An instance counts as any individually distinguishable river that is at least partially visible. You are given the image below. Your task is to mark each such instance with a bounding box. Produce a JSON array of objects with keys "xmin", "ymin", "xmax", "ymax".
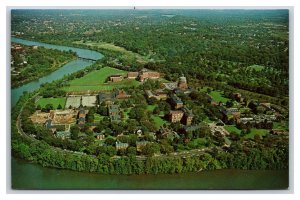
[
  {"xmin": 11, "ymin": 158, "xmax": 288, "ymax": 190},
  {"xmin": 11, "ymin": 37, "xmax": 104, "ymax": 106},
  {"xmin": 10, "ymin": 38, "xmax": 289, "ymax": 190}
]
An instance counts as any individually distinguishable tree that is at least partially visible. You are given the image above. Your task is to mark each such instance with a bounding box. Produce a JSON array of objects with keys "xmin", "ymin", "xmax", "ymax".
[
  {"xmin": 57, "ymin": 104, "xmax": 62, "ymax": 109},
  {"xmin": 153, "ymin": 107, "xmax": 160, "ymax": 115},
  {"xmin": 142, "ymin": 143, "xmax": 160, "ymax": 156},
  {"xmin": 127, "ymin": 147, "xmax": 137, "ymax": 156},
  {"xmin": 105, "ymin": 137, "xmax": 116, "ymax": 146},
  {"xmin": 98, "ymin": 105, "xmax": 108, "ymax": 116},
  {"xmin": 70, "ymin": 126, "xmax": 80, "ymax": 140},
  {"xmin": 106, "ymin": 146, "xmax": 117, "ymax": 157},
  {"xmin": 36, "ymin": 104, "xmax": 41, "ymax": 110}
]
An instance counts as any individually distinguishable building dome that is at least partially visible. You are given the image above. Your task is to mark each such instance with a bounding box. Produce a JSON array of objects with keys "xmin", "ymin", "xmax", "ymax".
[{"xmin": 179, "ymin": 76, "xmax": 187, "ymax": 83}]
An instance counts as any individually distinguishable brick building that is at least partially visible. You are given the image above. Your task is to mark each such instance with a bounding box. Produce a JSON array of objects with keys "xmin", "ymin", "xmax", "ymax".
[{"xmin": 109, "ymin": 74, "xmax": 123, "ymax": 82}]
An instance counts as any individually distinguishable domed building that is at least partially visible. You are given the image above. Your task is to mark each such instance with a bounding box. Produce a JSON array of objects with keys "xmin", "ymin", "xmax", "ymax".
[{"xmin": 178, "ymin": 74, "xmax": 188, "ymax": 90}]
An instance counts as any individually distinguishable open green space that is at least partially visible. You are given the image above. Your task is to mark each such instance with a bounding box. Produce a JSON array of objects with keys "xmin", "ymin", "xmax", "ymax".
[
  {"xmin": 123, "ymin": 108, "xmax": 132, "ymax": 120},
  {"xmin": 94, "ymin": 113, "xmax": 104, "ymax": 122},
  {"xmin": 73, "ymin": 41, "xmax": 150, "ymax": 63},
  {"xmin": 273, "ymin": 121, "xmax": 289, "ymax": 130},
  {"xmin": 36, "ymin": 97, "xmax": 66, "ymax": 109},
  {"xmin": 209, "ymin": 90, "xmax": 230, "ymax": 103},
  {"xmin": 248, "ymin": 64, "xmax": 265, "ymax": 72},
  {"xmin": 224, "ymin": 125, "xmax": 242, "ymax": 135},
  {"xmin": 151, "ymin": 115, "xmax": 168, "ymax": 128},
  {"xmin": 64, "ymin": 67, "xmax": 141, "ymax": 92},
  {"xmin": 146, "ymin": 105, "xmax": 156, "ymax": 112},
  {"xmin": 188, "ymin": 138, "xmax": 208, "ymax": 148},
  {"xmin": 199, "ymin": 86, "xmax": 213, "ymax": 92},
  {"xmin": 245, "ymin": 129, "xmax": 270, "ymax": 139}
]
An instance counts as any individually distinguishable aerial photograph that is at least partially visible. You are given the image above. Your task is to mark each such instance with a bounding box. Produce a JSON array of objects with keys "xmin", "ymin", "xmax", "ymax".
[{"xmin": 10, "ymin": 9, "xmax": 289, "ymax": 190}]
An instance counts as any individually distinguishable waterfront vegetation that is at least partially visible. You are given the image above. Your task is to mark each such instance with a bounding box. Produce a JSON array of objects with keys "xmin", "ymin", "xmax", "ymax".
[
  {"xmin": 11, "ymin": 9, "xmax": 289, "ymax": 177},
  {"xmin": 11, "ymin": 43, "xmax": 77, "ymax": 88}
]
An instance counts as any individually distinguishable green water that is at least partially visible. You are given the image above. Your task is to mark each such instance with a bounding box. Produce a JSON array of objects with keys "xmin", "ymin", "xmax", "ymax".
[{"xmin": 11, "ymin": 158, "xmax": 289, "ymax": 190}]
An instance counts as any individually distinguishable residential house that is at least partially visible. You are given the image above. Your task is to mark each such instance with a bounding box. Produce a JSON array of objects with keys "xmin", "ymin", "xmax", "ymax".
[
  {"xmin": 116, "ymin": 141, "xmax": 129, "ymax": 150},
  {"xmin": 170, "ymin": 94, "xmax": 183, "ymax": 109},
  {"xmin": 98, "ymin": 89, "xmax": 129, "ymax": 105},
  {"xmin": 56, "ymin": 131, "xmax": 71, "ymax": 140},
  {"xmin": 94, "ymin": 132, "xmax": 105, "ymax": 140},
  {"xmin": 77, "ymin": 108, "xmax": 86, "ymax": 125},
  {"xmin": 115, "ymin": 89, "xmax": 129, "ymax": 99},
  {"xmin": 145, "ymin": 89, "xmax": 167, "ymax": 101},
  {"xmin": 127, "ymin": 72, "xmax": 139, "ymax": 79},
  {"xmin": 169, "ymin": 110, "xmax": 184, "ymax": 123},
  {"xmin": 232, "ymin": 93, "xmax": 244, "ymax": 103},
  {"xmin": 138, "ymin": 68, "xmax": 160, "ymax": 82},
  {"xmin": 168, "ymin": 107, "xmax": 194, "ymax": 125},
  {"xmin": 109, "ymin": 74, "xmax": 123, "ymax": 82},
  {"xmin": 136, "ymin": 141, "xmax": 149, "ymax": 152},
  {"xmin": 108, "ymin": 104, "xmax": 121, "ymax": 122},
  {"xmin": 182, "ymin": 107, "xmax": 194, "ymax": 125}
]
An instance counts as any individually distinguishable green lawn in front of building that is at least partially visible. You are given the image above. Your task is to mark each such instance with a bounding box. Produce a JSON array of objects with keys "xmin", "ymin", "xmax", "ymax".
[
  {"xmin": 36, "ymin": 97, "xmax": 66, "ymax": 109},
  {"xmin": 224, "ymin": 125, "xmax": 242, "ymax": 135},
  {"xmin": 244, "ymin": 129, "xmax": 270, "ymax": 139},
  {"xmin": 209, "ymin": 90, "xmax": 230, "ymax": 103},
  {"xmin": 64, "ymin": 66, "xmax": 140, "ymax": 92}
]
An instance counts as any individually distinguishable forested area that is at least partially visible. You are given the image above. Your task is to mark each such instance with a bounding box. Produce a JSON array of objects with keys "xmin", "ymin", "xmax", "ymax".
[
  {"xmin": 11, "ymin": 43, "xmax": 77, "ymax": 88},
  {"xmin": 12, "ymin": 9, "xmax": 289, "ymax": 103}
]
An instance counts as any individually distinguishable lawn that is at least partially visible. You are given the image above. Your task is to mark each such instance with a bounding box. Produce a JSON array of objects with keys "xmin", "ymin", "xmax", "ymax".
[
  {"xmin": 248, "ymin": 64, "xmax": 265, "ymax": 72},
  {"xmin": 94, "ymin": 113, "xmax": 104, "ymax": 122},
  {"xmin": 64, "ymin": 67, "xmax": 140, "ymax": 92},
  {"xmin": 146, "ymin": 105, "xmax": 156, "ymax": 112},
  {"xmin": 209, "ymin": 90, "xmax": 230, "ymax": 103},
  {"xmin": 123, "ymin": 108, "xmax": 132, "ymax": 120},
  {"xmin": 73, "ymin": 41, "xmax": 150, "ymax": 63},
  {"xmin": 151, "ymin": 115, "xmax": 168, "ymax": 128},
  {"xmin": 244, "ymin": 129, "xmax": 270, "ymax": 139},
  {"xmin": 224, "ymin": 125, "xmax": 242, "ymax": 135},
  {"xmin": 199, "ymin": 86, "xmax": 213, "ymax": 92},
  {"xmin": 273, "ymin": 121, "xmax": 289, "ymax": 130},
  {"xmin": 36, "ymin": 97, "xmax": 66, "ymax": 109}
]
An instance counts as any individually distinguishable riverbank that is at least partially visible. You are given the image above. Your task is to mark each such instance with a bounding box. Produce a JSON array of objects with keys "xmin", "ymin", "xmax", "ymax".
[
  {"xmin": 11, "ymin": 37, "xmax": 104, "ymax": 106},
  {"xmin": 11, "ymin": 157, "xmax": 288, "ymax": 190}
]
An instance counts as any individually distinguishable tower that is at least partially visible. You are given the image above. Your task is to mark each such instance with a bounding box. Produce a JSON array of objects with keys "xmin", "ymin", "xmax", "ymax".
[{"xmin": 178, "ymin": 74, "xmax": 188, "ymax": 90}]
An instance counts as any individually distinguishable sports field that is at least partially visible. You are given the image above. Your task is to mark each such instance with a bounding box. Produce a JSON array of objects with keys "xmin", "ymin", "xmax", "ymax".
[
  {"xmin": 36, "ymin": 97, "xmax": 66, "ymax": 109},
  {"xmin": 65, "ymin": 96, "xmax": 81, "ymax": 108},
  {"xmin": 64, "ymin": 67, "xmax": 140, "ymax": 92}
]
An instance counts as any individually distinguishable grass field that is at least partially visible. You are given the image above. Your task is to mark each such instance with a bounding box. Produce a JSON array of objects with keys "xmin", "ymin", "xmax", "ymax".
[
  {"xmin": 146, "ymin": 105, "xmax": 156, "ymax": 112},
  {"xmin": 273, "ymin": 121, "xmax": 289, "ymax": 130},
  {"xmin": 36, "ymin": 97, "xmax": 66, "ymax": 109},
  {"xmin": 73, "ymin": 41, "xmax": 150, "ymax": 63},
  {"xmin": 94, "ymin": 113, "xmax": 104, "ymax": 122},
  {"xmin": 245, "ymin": 129, "xmax": 270, "ymax": 139},
  {"xmin": 151, "ymin": 115, "xmax": 168, "ymax": 128},
  {"xmin": 123, "ymin": 108, "xmax": 132, "ymax": 120},
  {"xmin": 209, "ymin": 90, "xmax": 230, "ymax": 103},
  {"xmin": 248, "ymin": 64, "xmax": 265, "ymax": 72},
  {"xmin": 224, "ymin": 125, "xmax": 242, "ymax": 135},
  {"xmin": 64, "ymin": 67, "xmax": 140, "ymax": 92}
]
